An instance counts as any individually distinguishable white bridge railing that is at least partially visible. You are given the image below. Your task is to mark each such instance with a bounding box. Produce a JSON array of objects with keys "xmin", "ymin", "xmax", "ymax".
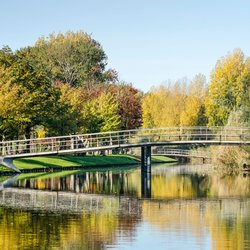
[
  {"xmin": 0, "ymin": 126, "xmax": 250, "ymax": 157},
  {"xmin": 152, "ymin": 148, "xmax": 210, "ymax": 158}
]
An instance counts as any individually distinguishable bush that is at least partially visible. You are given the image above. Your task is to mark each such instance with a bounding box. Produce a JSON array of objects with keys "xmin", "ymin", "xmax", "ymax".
[{"xmin": 211, "ymin": 146, "xmax": 249, "ymax": 174}]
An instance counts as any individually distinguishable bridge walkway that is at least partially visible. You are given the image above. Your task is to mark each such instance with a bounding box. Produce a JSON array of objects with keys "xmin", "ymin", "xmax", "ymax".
[{"xmin": 0, "ymin": 126, "xmax": 249, "ymax": 172}]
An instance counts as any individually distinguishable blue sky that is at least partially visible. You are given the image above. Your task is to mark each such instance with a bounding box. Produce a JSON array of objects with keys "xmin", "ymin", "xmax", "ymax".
[{"xmin": 1, "ymin": 0, "xmax": 250, "ymax": 92}]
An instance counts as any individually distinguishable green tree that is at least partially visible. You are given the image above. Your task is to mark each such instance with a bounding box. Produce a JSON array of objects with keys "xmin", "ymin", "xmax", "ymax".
[
  {"xmin": 0, "ymin": 47, "xmax": 27, "ymax": 139},
  {"xmin": 9, "ymin": 47, "xmax": 61, "ymax": 138},
  {"xmin": 84, "ymin": 92, "xmax": 121, "ymax": 133},
  {"xmin": 35, "ymin": 31, "xmax": 117, "ymax": 88},
  {"xmin": 0, "ymin": 80, "xmax": 26, "ymax": 140},
  {"xmin": 49, "ymin": 82, "xmax": 87, "ymax": 136}
]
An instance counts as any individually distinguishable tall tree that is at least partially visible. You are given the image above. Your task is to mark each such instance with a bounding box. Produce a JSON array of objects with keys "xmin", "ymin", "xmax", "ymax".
[
  {"xmin": 10, "ymin": 47, "xmax": 61, "ymax": 138},
  {"xmin": 142, "ymin": 80, "xmax": 187, "ymax": 128},
  {"xmin": 205, "ymin": 49, "xmax": 250, "ymax": 126},
  {"xmin": 35, "ymin": 31, "xmax": 117, "ymax": 88},
  {"xmin": 0, "ymin": 47, "xmax": 26, "ymax": 139},
  {"xmin": 50, "ymin": 82, "xmax": 87, "ymax": 136},
  {"xmin": 114, "ymin": 83, "xmax": 142, "ymax": 130},
  {"xmin": 180, "ymin": 74, "xmax": 207, "ymax": 126}
]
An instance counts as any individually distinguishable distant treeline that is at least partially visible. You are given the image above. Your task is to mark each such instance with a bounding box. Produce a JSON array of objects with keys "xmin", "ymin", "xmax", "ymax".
[
  {"xmin": 143, "ymin": 49, "xmax": 250, "ymax": 128},
  {"xmin": 0, "ymin": 31, "xmax": 249, "ymax": 140}
]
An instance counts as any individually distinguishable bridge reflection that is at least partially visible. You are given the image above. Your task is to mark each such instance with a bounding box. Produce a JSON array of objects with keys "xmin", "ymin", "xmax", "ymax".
[
  {"xmin": 0, "ymin": 188, "xmax": 141, "ymax": 215},
  {"xmin": 0, "ymin": 188, "xmax": 249, "ymax": 250},
  {"xmin": 141, "ymin": 172, "xmax": 151, "ymax": 198},
  {"xmin": 0, "ymin": 171, "xmax": 152, "ymax": 198},
  {"xmin": 14, "ymin": 170, "xmax": 140, "ymax": 197},
  {"xmin": 0, "ymin": 187, "xmax": 249, "ymax": 219},
  {"xmin": 1, "ymin": 167, "xmax": 249, "ymax": 214},
  {"xmin": 1, "ymin": 163, "xmax": 249, "ymax": 199},
  {"xmin": 1, "ymin": 165, "xmax": 250, "ymax": 250}
]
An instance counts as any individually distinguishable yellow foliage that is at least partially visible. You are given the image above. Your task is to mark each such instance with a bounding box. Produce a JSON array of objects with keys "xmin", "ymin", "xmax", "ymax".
[
  {"xmin": 35, "ymin": 126, "xmax": 46, "ymax": 138},
  {"xmin": 142, "ymin": 75, "xmax": 206, "ymax": 128},
  {"xmin": 205, "ymin": 49, "xmax": 250, "ymax": 126}
]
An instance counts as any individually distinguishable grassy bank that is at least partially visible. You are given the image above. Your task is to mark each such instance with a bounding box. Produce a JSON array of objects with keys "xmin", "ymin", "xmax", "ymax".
[
  {"xmin": 14, "ymin": 155, "xmax": 139, "ymax": 170},
  {"xmin": 0, "ymin": 154, "xmax": 175, "ymax": 173}
]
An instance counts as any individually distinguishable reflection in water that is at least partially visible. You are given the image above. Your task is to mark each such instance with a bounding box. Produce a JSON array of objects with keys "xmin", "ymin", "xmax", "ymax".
[
  {"xmin": 0, "ymin": 164, "xmax": 250, "ymax": 249},
  {"xmin": 141, "ymin": 172, "xmax": 151, "ymax": 198},
  {"xmin": 12, "ymin": 165, "xmax": 250, "ymax": 199},
  {"xmin": 15, "ymin": 170, "xmax": 140, "ymax": 197}
]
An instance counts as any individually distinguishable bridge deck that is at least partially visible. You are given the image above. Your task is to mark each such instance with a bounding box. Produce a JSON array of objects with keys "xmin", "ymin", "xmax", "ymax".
[
  {"xmin": 1, "ymin": 140, "xmax": 249, "ymax": 159},
  {"xmin": 0, "ymin": 126, "xmax": 249, "ymax": 171}
]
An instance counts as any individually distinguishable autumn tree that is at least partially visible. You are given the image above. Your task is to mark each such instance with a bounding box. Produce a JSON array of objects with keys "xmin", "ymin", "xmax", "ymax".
[
  {"xmin": 142, "ymin": 80, "xmax": 187, "ymax": 128},
  {"xmin": 180, "ymin": 74, "xmax": 207, "ymax": 126},
  {"xmin": 112, "ymin": 83, "xmax": 142, "ymax": 130},
  {"xmin": 82, "ymin": 82, "xmax": 142, "ymax": 130},
  {"xmin": 242, "ymin": 81, "xmax": 250, "ymax": 125},
  {"xmin": 142, "ymin": 86, "xmax": 167, "ymax": 128},
  {"xmin": 0, "ymin": 30, "xmax": 147, "ymax": 139},
  {"xmin": 205, "ymin": 49, "xmax": 250, "ymax": 126}
]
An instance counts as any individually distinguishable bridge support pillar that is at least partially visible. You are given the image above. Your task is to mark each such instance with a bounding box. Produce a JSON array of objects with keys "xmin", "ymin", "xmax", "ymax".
[
  {"xmin": 0, "ymin": 157, "xmax": 21, "ymax": 173},
  {"xmin": 141, "ymin": 146, "xmax": 151, "ymax": 173}
]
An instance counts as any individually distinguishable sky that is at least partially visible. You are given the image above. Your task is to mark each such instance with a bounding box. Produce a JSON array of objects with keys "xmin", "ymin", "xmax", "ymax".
[{"xmin": 1, "ymin": 0, "xmax": 250, "ymax": 92}]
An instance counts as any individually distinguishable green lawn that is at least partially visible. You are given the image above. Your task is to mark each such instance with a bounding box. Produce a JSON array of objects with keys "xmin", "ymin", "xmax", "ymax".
[
  {"xmin": 151, "ymin": 155, "xmax": 177, "ymax": 163},
  {"xmin": 0, "ymin": 154, "xmax": 176, "ymax": 173},
  {"xmin": 13, "ymin": 154, "xmax": 139, "ymax": 170}
]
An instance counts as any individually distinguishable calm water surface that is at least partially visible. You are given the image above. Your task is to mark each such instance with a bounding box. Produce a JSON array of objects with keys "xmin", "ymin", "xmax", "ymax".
[{"xmin": 0, "ymin": 164, "xmax": 250, "ymax": 250}]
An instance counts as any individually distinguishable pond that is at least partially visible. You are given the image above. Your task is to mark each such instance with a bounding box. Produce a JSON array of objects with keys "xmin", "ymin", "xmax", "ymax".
[{"xmin": 0, "ymin": 164, "xmax": 249, "ymax": 249}]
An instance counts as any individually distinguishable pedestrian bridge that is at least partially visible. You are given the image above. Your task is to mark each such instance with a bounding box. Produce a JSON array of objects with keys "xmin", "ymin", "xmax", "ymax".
[{"xmin": 0, "ymin": 126, "xmax": 250, "ymax": 172}]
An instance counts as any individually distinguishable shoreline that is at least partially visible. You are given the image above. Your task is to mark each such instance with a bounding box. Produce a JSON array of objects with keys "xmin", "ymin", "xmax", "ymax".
[{"xmin": 0, "ymin": 154, "xmax": 176, "ymax": 176}]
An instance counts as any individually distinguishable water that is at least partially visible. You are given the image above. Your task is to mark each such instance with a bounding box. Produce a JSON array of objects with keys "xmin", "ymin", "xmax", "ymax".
[{"xmin": 0, "ymin": 164, "xmax": 249, "ymax": 250}]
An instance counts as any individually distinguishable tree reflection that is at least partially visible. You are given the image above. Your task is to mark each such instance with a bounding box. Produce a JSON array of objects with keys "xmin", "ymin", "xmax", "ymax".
[
  {"xmin": 11, "ymin": 166, "xmax": 250, "ymax": 199},
  {"xmin": 1, "ymin": 165, "xmax": 249, "ymax": 249},
  {"xmin": 0, "ymin": 197, "xmax": 249, "ymax": 249},
  {"xmin": 0, "ymin": 204, "xmax": 141, "ymax": 250},
  {"xmin": 15, "ymin": 170, "xmax": 141, "ymax": 197}
]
